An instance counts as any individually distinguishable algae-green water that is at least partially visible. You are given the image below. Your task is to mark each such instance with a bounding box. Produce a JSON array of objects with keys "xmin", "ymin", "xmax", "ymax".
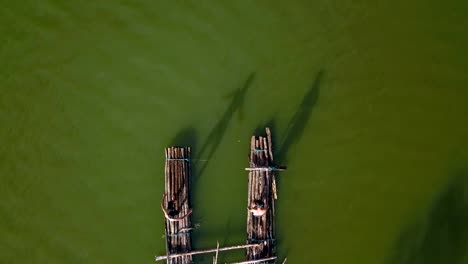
[{"xmin": 1, "ymin": 1, "xmax": 468, "ymax": 263}]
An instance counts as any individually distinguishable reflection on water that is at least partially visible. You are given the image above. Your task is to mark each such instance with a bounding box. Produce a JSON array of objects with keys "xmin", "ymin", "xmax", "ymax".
[{"xmin": 387, "ymin": 172, "xmax": 468, "ymax": 264}]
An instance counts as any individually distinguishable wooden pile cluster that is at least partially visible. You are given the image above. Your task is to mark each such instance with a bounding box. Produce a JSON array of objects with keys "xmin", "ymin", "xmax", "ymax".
[
  {"xmin": 245, "ymin": 128, "xmax": 280, "ymax": 262},
  {"xmin": 157, "ymin": 128, "xmax": 285, "ymax": 264},
  {"xmin": 163, "ymin": 147, "xmax": 193, "ymax": 264}
]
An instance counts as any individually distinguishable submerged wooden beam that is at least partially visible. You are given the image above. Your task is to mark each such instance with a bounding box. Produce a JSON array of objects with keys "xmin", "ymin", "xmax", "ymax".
[
  {"xmin": 155, "ymin": 243, "xmax": 261, "ymax": 261},
  {"xmin": 227, "ymin": 256, "xmax": 277, "ymax": 264}
]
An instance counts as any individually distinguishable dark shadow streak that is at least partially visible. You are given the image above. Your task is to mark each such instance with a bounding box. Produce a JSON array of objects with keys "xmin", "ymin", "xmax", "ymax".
[
  {"xmin": 195, "ymin": 72, "xmax": 255, "ymax": 178},
  {"xmin": 277, "ymin": 70, "xmax": 323, "ymax": 164},
  {"xmin": 386, "ymin": 171, "xmax": 468, "ymax": 264},
  {"xmin": 165, "ymin": 74, "xmax": 254, "ymax": 260},
  {"xmin": 169, "ymin": 127, "xmax": 198, "ymax": 148},
  {"xmin": 252, "ymin": 70, "xmax": 323, "ymax": 260}
]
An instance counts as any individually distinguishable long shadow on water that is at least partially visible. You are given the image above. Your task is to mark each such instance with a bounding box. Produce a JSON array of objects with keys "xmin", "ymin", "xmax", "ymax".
[
  {"xmin": 168, "ymin": 72, "xmax": 255, "ymax": 182},
  {"xmin": 275, "ymin": 69, "xmax": 323, "ymax": 165},
  {"xmin": 195, "ymin": 72, "xmax": 255, "ymax": 178},
  {"xmin": 165, "ymin": 73, "xmax": 255, "ymax": 254},
  {"xmin": 387, "ymin": 171, "xmax": 468, "ymax": 264},
  {"xmin": 253, "ymin": 70, "xmax": 323, "ymax": 260}
]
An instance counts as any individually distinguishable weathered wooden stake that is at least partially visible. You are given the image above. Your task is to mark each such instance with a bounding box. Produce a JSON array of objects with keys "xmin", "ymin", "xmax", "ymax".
[{"xmin": 213, "ymin": 241, "xmax": 219, "ymax": 264}]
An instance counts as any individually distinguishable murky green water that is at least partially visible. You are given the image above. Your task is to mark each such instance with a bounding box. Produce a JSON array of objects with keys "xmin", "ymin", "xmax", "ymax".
[{"xmin": 1, "ymin": 1, "xmax": 468, "ymax": 263}]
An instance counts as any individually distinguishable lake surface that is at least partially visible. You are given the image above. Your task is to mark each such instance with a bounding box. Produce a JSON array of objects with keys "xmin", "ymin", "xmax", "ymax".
[{"xmin": 1, "ymin": 1, "xmax": 468, "ymax": 263}]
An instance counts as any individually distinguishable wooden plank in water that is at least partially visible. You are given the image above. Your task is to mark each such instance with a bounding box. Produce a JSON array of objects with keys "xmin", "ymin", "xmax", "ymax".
[
  {"xmin": 155, "ymin": 243, "xmax": 261, "ymax": 262},
  {"xmin": 228, "ymin": 256, "xmax": 277, "ymax": 264}
]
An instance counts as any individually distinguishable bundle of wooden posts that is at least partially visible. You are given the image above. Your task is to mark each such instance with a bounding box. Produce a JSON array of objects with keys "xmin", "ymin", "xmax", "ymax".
[
  {"xmin": 163, "ymin": 147, "xmax": 193, "ymax": 264},
  {"xmin": 156, "ymin": 127, "xmax": 286, "ymax": 264},
  {"xmin": 245, "ymin": 127, "xmax": 284, "ymax": 262}
]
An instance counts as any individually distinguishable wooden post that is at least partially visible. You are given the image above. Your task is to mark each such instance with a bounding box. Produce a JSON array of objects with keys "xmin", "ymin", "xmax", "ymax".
[{"xmin": 213, "ymin": 241, "xmax": 219, "ymax": 264}]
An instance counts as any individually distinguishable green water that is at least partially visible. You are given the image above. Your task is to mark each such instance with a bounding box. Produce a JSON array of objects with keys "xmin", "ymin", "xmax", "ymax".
[{"xmin": 1, "ymin": 1, "xmax": 468, "ymax": 263}]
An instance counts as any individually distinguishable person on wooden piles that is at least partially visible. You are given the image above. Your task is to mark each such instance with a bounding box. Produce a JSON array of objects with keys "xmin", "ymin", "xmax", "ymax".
[
  {"xmin": 248, "ymin": 199, "xmax": 267, "ymax": 217},
  {"xmin": 161, "ymin": 193, "xmax": 193, "ymax": 222}
]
